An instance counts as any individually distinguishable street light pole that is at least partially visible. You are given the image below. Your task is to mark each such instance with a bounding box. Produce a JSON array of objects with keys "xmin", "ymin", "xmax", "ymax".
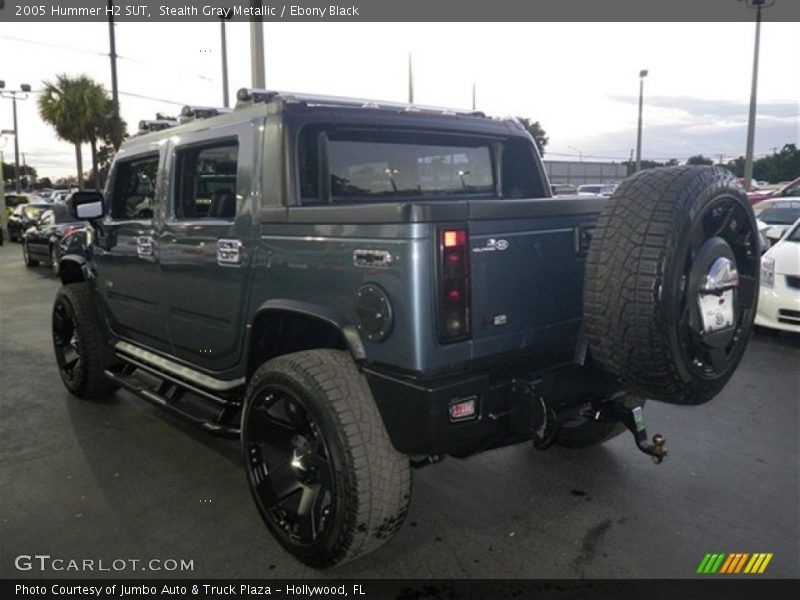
[
  {"xmin": 11, "ymin": 94, "xmax": 20, "ymax": 193},
  {"xmin": 408, "ymin": 53, "xmax": 414, "ymax": 104},
  {"xmin": 108, "ymin": 1, "xmax": 120, "ymax": 120},
  {"xmin": 743, "ymin": 0, "xmax": 766, "ymax": 191},
  {"xmin": 220, "ymin": 16, "xmax": 230, "ymax": 107},
  {"xmin": 568, "ymin": 145, "xmax": 583, "ymax": 162},
  {"xmin": 0, "ymin": 83, "xmax": 31, "ymax": 193},
  {"xmin": 250, "ymin": 1, "xmax": 266, "ymax": 88},
  {"xmin": 635, "ymin": 69, "xmax": 648, "ymax": 173}
]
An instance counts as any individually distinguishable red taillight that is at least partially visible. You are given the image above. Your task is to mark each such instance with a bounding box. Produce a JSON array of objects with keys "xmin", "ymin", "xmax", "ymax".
[
  {"xmin": 443, "ymin": 229, "xmax": 466, "ymax": 248},
  {"xmin": 438, "ymin": 228, "xmax": 470, "ymax": 343}
]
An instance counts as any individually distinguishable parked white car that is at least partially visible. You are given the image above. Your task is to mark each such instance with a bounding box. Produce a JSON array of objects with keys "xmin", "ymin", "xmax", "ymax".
[
  {"xmin": 754, "ymin": 199, "xmax": 800, "ymax": 250},
  {"xmin": 756, "ymin": 219, "xmax": 800, "ymax": 333},
  {"xmin": 577, "ymin": 183, "xmax": 617, "ymax": 197}
]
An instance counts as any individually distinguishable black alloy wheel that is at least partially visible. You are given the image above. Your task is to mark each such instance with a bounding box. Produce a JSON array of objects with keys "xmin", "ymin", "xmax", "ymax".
[
  {"xmin": 676, "ymin": 195, "xmax": 758, "ymax": 378},
  {"xmin": 52, "ymin": 296, "xmax": 83, "ymax": 387},
  {"xmin": 244, "ymin": 385, "xmax": 336, "ymax": 547}
]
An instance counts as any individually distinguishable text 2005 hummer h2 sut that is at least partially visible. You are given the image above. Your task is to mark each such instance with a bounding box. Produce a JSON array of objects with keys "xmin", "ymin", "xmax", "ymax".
[{"xmin": 54, "ymin": 90, "xmax": 759, "ymax": 567}]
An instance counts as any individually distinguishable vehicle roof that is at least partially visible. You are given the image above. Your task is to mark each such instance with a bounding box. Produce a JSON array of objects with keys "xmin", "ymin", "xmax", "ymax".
[{"xmin": 122, "ymin": 90, "xmax": 527, "ymax": 154}]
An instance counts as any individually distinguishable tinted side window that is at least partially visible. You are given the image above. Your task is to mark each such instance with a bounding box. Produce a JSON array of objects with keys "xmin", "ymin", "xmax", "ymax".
[
  {"xmin": 502, "ymin": 138, "xmax": 546, "ymax": 198},
  {"xmin": 111, "ymin": 155, "xmax": 160, "ymax": 220},
  {"xmin": 174, "ymin": 141, "xmax": 238, "ymax": 220}
]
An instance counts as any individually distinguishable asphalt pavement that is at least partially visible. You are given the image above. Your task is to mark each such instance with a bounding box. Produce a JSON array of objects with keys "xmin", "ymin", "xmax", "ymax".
[{"xmin": 1, "ymin": 240, "xmax": 798, "ymax": 579}]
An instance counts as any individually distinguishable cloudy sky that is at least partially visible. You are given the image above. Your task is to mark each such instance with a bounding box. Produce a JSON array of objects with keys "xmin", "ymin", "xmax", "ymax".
[{"xmin": 1, "ymin": 21, "xmax": 798, "ymax": 179}]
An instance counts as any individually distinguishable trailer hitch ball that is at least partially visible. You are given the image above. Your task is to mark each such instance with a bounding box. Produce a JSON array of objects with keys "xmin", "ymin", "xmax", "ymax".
[
  {"xmin": 650, "ymin": 434, "xmax": 667, "ymax": 464},
  {"xmin": 600, "ymin": 400, "xmax": 668, "ymax": 464}
]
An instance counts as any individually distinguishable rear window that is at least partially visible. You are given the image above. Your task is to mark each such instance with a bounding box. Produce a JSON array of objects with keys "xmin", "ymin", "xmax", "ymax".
[{"xmin": 299, "ymin": 128, "xmax": 544, "ymax": 203}]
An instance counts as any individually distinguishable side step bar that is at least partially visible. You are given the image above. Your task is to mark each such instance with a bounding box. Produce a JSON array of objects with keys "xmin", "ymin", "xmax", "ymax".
[
  {"xmin": 105, "ymin": 368, "xmax": 241, "ymax": 438},
  {"xmin": 104, "ymin": 341, "xmax": 244, "ymax": 439}
]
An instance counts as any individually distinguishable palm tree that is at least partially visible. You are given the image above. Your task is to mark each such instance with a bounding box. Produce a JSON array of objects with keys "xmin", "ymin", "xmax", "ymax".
[{"xmin": 38, "ymin": 74, "xmax": 108, "ymax": 190}]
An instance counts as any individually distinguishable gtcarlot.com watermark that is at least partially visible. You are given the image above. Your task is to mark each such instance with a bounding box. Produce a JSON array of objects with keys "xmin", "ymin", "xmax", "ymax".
[{"xmin": 14, "ymin": 554, "xmax": 194, "ymax": 573}]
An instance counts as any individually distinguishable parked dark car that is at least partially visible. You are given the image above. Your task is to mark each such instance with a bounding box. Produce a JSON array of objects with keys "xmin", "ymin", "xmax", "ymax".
[
  {"xmin": 8, "ymin": 203, "xmax": 51, "ymax": 242},
  {"xmin": 22, "ymin": 204, "xmax": 83, "ymax": 275},
  {"xmin": 58, "ymin": 226, "xmax": 87, "ymax": 264},
  {"xmin": 4, "ymin": 193, "xmax": 30, "ymax": 217}
]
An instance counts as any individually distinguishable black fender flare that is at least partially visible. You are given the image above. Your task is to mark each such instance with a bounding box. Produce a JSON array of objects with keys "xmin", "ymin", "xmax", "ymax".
[
  {"xmin": 250, "ymin": 299, "xmax": 366, "ymax": 361},
  {"xmin": 58, "ymin": 253, "xmax": 89, "ymax": 284}
]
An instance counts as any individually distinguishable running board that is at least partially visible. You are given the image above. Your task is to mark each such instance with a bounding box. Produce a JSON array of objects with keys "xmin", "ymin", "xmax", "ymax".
[
  {"xmin": 104, "ymin": 366, "xmax": 241, "ymax": 439},
  {"xmin": 114, "ymin": 340, "xmax": 245, "ymax": 392}
]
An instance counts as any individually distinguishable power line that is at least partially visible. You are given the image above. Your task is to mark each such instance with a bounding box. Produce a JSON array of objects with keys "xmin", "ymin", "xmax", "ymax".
[
  {"xmin": 117, "ymin": 91, "xmax": 189, "ymax": 106},
  {"xmin": 0, "ymin": 35, "xmax": 214, "ymax": 83}
]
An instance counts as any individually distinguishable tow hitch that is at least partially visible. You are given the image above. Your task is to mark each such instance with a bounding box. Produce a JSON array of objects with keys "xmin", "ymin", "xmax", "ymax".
[{"xmin": 598, "ymin": 397, "xmax": 667, "ymax": 464}]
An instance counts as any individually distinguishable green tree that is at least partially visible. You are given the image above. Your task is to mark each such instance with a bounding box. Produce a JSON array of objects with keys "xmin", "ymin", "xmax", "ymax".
[
  {"xmin": 516, "ymin": 118, "xmax": 549, "ymax": 155},
  {"xmin": 35, "ymin": 177, "xmax": 53, "ymax": 190},
  {"xmin": 724, "ymin": 144, "xmax": 799, "ymax": 183},
  {"xmin": 95, "ymin": 99, "xmax": 128, "ymax": 187},
  {"xmin": 623, "ymin": 158, "xmax": 679, "ymax": 176},
  {"xmin": 686, "ymin": 155, "xmax": 714, "ymax": 166},
  {"xmin": 38, "ymin": 74, "xmax": 108, "ymax": 190}
]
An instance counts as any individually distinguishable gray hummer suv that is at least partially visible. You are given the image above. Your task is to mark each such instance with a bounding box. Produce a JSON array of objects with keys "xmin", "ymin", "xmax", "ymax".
[{"xmin": 53, "ymin": 90, "xmax": 759, "ymax": 568}]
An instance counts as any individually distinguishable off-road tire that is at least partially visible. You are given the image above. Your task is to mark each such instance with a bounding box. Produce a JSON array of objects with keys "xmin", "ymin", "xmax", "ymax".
[
  {"xmin": 584, "ymin": 166, "xmax": 758, "ymax": 405},
  {"xmin": 242, "ymin": 349, "xmax": 411, "ymax": 568},
  {"xmin": 52, "ymin": 283, "xmax": 119, "ymax": 399},
  {"xmin": 22, "ymin": 241, "xmax": 39, "ymax": 267},
  {"xmin": 556, "ymin": 398, "xmax": 645, "ymax": 448}
]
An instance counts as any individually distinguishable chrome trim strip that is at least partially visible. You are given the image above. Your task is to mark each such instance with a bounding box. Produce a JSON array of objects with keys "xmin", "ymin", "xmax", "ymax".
[{"xmin": 114, "ymin": 341, "xmax": 245, "ymax": 392}]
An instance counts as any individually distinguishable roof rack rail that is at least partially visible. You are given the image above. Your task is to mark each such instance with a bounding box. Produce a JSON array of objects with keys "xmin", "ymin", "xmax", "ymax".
[
  {"xmin": 234, "ymin": 87, "xmax": 488, "ymax": 118},
  {"xmin": 138, "ymin": 119, "xmax": 179, "ymax": 134},
  {"xmin": 180, "ymin": 105, "xmax": 232, "ymax": 120},
  {"xmin": 236, "ymin": 88, "xmax": 280, "ymax": 105}
]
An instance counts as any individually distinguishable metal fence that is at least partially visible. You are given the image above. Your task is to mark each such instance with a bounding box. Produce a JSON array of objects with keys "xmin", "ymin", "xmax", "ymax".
[{"xmin": 543, "ymin": 160, "xmax": 628, "ymax": 185}]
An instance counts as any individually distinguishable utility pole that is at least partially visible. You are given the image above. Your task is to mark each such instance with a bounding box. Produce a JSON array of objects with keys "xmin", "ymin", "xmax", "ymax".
[
  {"xmin": 11, "ymin": 95, "xmax": 20, "ymax": 192},
  {"xmin": 471, "ymin": 83, "xmax": 476, "ymax": 110},
  {"xmin": 107, "ymin": 1, "xmax": 120, "ymax": 122},
  {"xmin": 1, "ymin": 139, "xmax": 7, "ymax": 240},
  {"xmin": 220, "ymin": 16, "xmax": 230, "ymax": 107},
  {"xmin": 743, "ymin": 0, "xmax": 766, "ymax": 192},
  {"xmin": 1, "ymin": 82, "xmax": 31, "ymax": 193},
  {"xmin": 635, "ymin": 69, "xmax": 648, "ymax": 173},
  {"xmin": 407, "ymin": 53, "xmax": 414, "ymax": 104},
  {"xmin": 250, "ymin": 1, "xmax": 266, "ymax": 88}
]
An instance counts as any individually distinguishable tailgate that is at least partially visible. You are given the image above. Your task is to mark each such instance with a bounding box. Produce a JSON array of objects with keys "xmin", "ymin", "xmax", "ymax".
[{"xmin": 466, "ymin": 198, "xmax": 604, "ymax": 357}]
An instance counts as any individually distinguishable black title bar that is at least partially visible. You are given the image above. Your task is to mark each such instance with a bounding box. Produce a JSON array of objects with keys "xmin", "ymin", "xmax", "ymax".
[{"xmin": 1, "ymin": 0, "xmax": 799, "ymax": 22}]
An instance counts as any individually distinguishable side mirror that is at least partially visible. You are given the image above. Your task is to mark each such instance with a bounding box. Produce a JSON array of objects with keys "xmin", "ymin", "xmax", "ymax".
[
  {"xmin": 765, "ymin": 226, "xmax": 784, "ymax": 243},
  {"xmin": 68, "ymin": 191, "xmax": 105, "ymax": 221}
]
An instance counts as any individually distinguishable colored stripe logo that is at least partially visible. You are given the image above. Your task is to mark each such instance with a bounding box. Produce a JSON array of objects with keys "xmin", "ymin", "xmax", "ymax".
[{"xmin": 697, "ymin": 553, "xmax": 773, "ymax": 574}]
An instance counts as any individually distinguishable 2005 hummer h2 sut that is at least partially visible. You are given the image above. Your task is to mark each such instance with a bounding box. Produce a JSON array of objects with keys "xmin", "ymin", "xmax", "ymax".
[{"xmin": 53, "ymin": 90, "xmax": 759, "ymax": 567}]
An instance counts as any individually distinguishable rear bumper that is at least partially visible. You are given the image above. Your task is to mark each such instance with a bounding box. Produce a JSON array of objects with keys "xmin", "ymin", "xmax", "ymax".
[{"xmin": 364, "ymin": 357, "xmax": 620, "ymax": 457}]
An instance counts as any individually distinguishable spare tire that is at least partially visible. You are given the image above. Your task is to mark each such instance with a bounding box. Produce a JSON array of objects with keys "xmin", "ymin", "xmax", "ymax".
[{"xmin": 584, "ymin": 166, "xmax": 759, "ymax": 405}]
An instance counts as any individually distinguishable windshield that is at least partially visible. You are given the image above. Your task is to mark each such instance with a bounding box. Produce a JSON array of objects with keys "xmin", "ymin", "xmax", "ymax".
[{"xmin": 759, "ymin": 207, "xmax": 800, "ymax": 225}]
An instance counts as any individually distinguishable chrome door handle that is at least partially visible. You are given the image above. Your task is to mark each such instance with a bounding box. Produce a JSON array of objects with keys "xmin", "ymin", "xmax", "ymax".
[
  {"xmin": 136, "ymin": 236, "xmax": 154, "ymax": 258},
  {"xmin": 217, "ymin": 239, "xmax": 243, "ymax": 266}
]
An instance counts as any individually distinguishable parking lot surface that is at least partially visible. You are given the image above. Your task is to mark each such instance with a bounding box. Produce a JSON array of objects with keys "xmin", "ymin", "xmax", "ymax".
[{"xmin": 0, "ymin": 241, "xmax": 798, "ymax": 579}]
